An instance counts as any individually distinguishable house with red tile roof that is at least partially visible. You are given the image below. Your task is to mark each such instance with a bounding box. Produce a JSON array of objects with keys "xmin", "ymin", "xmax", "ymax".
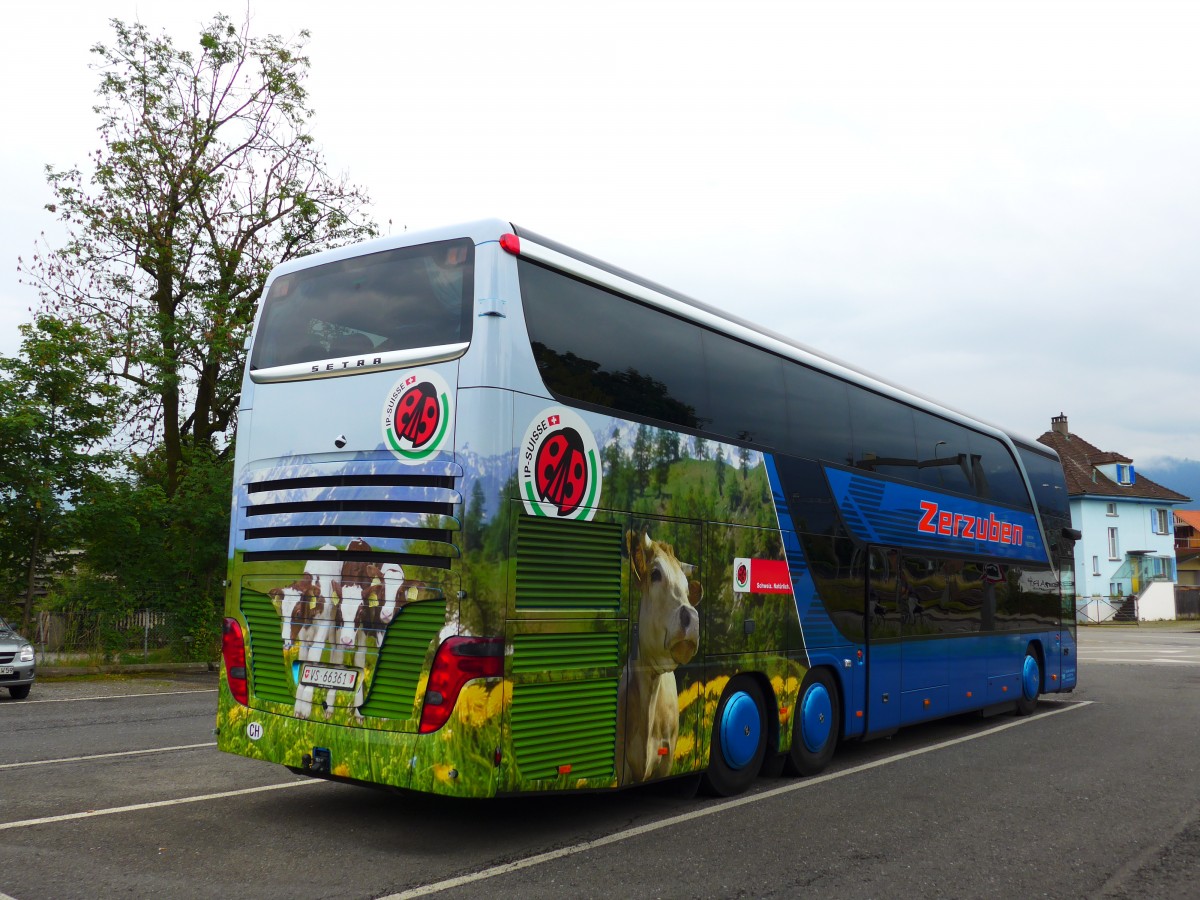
[
  {"xmin": 1037, "ymin": 414, "xmax": 1190, "ymax": 620},
  {"xmin": 1175, "ymin": 509, "xmax": 1200, "ymax": 590}
]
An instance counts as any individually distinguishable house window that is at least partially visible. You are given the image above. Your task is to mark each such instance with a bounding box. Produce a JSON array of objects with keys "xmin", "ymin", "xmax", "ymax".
[
  {"xmin": 1151, "ymin": 509, "xmax": 1167, "ymax": 534},
  {"xmin": 1110, "ymin": 582, "xmax": 1123, "ymax": 597},
  {"xmin": 1107, "ymin": 527, "xmax": 1120, "ymax": 560},
  {"xmin": 1106, "ymin": 502, "xmax": 1118, "ymax": 516},
  {"xmin": 1092, "ymin": 555, "xmax": 1100, "ymax": 576},
  {"xmin": 1116, "ymin": 464, "xmax": 1135, "ymax": 485}
]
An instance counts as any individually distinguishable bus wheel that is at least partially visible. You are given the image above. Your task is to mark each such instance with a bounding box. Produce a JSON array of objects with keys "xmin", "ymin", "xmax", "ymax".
[
  {"xmin": 701, "ymin": 677, "xmax": 767, "ymax": 797},
  {"xmin": 784, "ymin": 668, "xmax": 840, "ymax": 777},
  {"xmin": 1016, "ymin": 647, "xmax": 1041, "ymax": 716}
]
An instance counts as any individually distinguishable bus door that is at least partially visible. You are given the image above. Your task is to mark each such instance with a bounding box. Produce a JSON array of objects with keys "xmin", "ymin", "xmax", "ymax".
[
  {"xmin": 898, "ymin": 553, "xmax": 949, "ymax": 721},
  {"xmin": 864, "ymin": 546, "xmax": 901, "ymax": 734}
]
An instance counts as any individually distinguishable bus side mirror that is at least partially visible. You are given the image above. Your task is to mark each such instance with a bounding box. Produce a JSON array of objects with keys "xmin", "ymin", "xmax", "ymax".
[{"xmin": 1061, "ymin": 527, "xmax": 1082, "ymax": 542}]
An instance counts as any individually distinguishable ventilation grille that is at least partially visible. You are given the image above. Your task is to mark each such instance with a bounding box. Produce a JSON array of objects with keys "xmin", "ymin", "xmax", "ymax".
[
  {"xmin": 359, "ymin": 599, "xmax": 448, "ymax": 724},
  {"xmin": 238, "ymin": 461, "xmax": 462, "ymax": 569},
  {"xmin": 510, "ymin": 679, "xmax": 619, "ymax": 781},
  {"xmin": 515, "ymin": 517, "xmax": 622, "ymax": 610},
  {"xmin": 241, "ymin": 590, "xmax": 294, "ymax": 706},
  {"xmin": 512, "ymin": 632, "xmax": 621, "ymax": 674}
]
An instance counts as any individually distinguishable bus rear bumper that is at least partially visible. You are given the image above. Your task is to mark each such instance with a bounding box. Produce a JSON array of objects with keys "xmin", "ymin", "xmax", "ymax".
[{"xmin": 215, "ymin": 681, "xmax": 501, "ymax": 798}]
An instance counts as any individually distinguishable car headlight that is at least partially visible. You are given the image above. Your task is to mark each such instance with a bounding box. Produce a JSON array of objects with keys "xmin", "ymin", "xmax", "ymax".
[{"xmin": 19, "ymin": 644, "xmax": 34, "ymax": 662}]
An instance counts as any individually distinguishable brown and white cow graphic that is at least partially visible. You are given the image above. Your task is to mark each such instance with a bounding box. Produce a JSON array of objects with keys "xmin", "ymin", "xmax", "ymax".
[{"xmin": 619, "ymin": 530, "xmax": 702, "ymax": 783}]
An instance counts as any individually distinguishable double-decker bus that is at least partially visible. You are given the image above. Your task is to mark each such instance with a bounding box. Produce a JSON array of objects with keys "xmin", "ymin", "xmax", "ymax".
[{"xmin": 217, "ymin": 219, "xmax": 1077, "ymax": 797}]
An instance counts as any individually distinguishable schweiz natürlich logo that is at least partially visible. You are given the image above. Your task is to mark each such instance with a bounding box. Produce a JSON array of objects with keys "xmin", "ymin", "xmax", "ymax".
[
  {"xmin": 520, "ymin": 408, "xmax": 601, "ymax": 520},
  {"xmin": 382, "ymin": 370, "xmax": 452, "ymax": 462}
]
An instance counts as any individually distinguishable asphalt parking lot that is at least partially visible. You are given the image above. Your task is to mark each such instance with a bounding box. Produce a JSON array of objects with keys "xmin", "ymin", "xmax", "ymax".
[{"xmin": 2, "ymin": 625, "xmax": 1198, "ymax": 899}]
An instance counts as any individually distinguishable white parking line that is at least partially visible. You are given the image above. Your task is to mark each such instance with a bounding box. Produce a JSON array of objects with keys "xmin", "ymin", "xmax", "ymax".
[
  {"xmin": 1077, "ymin": 657, "xmax": 1200, "ymax": 665},
  {"xmin": 0, "ymin": 780, "xmax": 320, "ymax": 832},
  {"xmin": 20, "ymin": 689, "xmax": 217, "ymax": 704},
  {"xmin": 1078, "ymin": 647, "xmax": 1185, "ymax": 653},
  {"xmin": 384, "ymin": 701, "xmax": 1093, "ymax": 899},
  {"xmin": 0, "ymin": 743, "xmax": 217, "ymax": 771}
]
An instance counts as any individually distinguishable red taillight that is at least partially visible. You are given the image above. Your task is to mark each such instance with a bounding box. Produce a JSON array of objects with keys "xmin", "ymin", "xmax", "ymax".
[
  {"xmin": 499, "ymin": 233, "xmax": 521, "ymax": 255},
  {"xmin": 419, "ymin": 637, "xmax": 504, "ymax": 734},
  {"xmin": 222, "ymin": 617, "xmax": 249, "ymax": 706}
]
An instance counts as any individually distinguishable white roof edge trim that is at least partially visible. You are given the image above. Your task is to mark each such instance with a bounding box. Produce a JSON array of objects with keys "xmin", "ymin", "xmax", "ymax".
[
  {"xmin": 517, "ymin": 237, "xmax": 1015, "ymax": 445},
  {"xmin": 249, "ymin": 342, "xmax": 469, "ymax": 384}
]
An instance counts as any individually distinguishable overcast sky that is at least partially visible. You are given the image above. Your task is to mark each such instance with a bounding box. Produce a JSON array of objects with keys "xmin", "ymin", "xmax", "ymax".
[{"xmin": 2, "ymin": 0, "xmax": 1197, "ymax": 465}]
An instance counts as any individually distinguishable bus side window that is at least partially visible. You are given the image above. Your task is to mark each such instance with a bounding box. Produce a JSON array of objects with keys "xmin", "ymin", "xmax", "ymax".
[
  {"xmin": 703, "ymin": 331, "xmax": 787, "ymax": 448},
  {"xmin": 784, "ymin": 363, "xmax": 852, "ymax": 466},
  {"xmin": 848, "ymin": 387, "xmax": 918, "ymax": 480},
  {"xmin": 969, "ymin": 433, "xmax": 1032, "ymax": 510},
  {"xmin": 913, "ymin": 412, "xmax": 976, "ymax": 496}
]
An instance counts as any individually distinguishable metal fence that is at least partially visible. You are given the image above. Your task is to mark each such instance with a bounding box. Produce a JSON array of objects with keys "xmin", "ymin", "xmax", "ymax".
[
  {"xmin": 1177, "ymin": 586, "xmax": 1200, "ymax": 620},
  {"xmin": 1076, "ymin": 595, "xmax": 1139, "ymax": 625},
  {"xmin": 31, "ymin": 607, "xmax": 221, "ymax": 665}
]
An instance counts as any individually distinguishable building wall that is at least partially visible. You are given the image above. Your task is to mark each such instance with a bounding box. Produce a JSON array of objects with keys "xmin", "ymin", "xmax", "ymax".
[
  {"xmin": 1072, "ymin": 496, "xmax": 1178, "ymax": 598},
  {"xmin": 1139, "ymin": 582, "xmax": 1177, "ymax": 621}
]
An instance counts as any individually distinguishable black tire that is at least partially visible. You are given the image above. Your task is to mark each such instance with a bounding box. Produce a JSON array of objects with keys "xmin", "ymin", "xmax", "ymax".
[
  {"xmin": 9, "ymin": 684, "xmax": 31, "ymax": 700},
  {"xmin": 701, "ymin": 677, "xmax": 767, "ymax": 797},
  {"xmin": 784, "ymin": 668, "xmax": 840, "ymax": 776},
  {"xmin": 1016, "ymin": 646, "xmax": 1041, "ymax": 716}
]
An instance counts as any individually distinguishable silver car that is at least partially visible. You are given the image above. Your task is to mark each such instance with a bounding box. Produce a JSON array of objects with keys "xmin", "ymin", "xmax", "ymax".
[{"xmin": 0, "ymin": 615, "xmax": 35, "ymax": 699}]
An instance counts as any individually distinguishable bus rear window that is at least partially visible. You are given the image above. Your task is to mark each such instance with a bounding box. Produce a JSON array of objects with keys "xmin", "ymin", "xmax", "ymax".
[{"xmin": 250, "ymin": 239, "xmax": 474, "ymax": 372}]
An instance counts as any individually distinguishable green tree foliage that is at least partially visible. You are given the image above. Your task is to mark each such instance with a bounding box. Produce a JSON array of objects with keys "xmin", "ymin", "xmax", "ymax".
[
  {"xmin": 463, "ymin": 480, "xmax": 486, "ymax": 553},
  {"xmin": 0, "ymin": 317, "xmax": 120, "ymax": 627},
  {"xmin": 60, "ymin": 447, "xmax": 233, "ymax": 658},
  {"xmin": 653, "ymin": 428, "xmax": 678, "ymax": 495},
  {"xmin": 18, "ymin": 14, "xmax": 377, "ymax": 495},
  {"xmin": 632, "ymin": 425, "xmax": 653, "ymax": 494}
]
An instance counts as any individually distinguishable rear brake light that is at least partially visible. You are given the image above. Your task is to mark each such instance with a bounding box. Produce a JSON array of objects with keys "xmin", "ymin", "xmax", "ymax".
[
  {"xmin": 419, "ymin": 637, "xmax": 503, "ymax": 733},
  {"xmin": 499, "ymin": 233, "xmax": 520, "ymax": 255},
  {"xmin": 222, "ymin": 618, "xmax": 249, "ymax": 706}
]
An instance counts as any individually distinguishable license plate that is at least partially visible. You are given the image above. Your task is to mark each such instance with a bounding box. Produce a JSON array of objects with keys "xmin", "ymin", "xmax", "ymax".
[
  {"xmin": 0, "ymin": 666, "xmax": 13, "ymax": 675},
  {"xmin": 299, "ymin": 664, "xmax": 358, "ymax": 690}
]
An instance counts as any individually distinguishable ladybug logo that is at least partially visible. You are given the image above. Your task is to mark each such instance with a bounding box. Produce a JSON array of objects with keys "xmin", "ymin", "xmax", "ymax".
[
  {"xmin": 394, "ymin": 381, "xmax": 440, "ymax": 448},
  {"xmin": 733, "ymin": 558, "xmax": 751, "ymax": 593},
  {"xmin": 382, "ymin": 370, "xmax": 452, "ymax": 463},
  {"xmin": 520, "ymin": 408, "xmax": 601, "ymax": 520},
  {"xmin": 535, "ymin": 427, "xmax": 588, "ymax": 517}
]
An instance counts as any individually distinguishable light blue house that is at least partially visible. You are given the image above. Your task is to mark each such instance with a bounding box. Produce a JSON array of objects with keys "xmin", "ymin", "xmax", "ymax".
[{"xmin": 1037, "ymin": 414, "xmax": 1190, "ymax": 621}]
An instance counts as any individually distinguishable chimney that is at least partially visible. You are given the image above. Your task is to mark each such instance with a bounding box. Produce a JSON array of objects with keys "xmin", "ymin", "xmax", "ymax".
[{"xmin": 1051, "ymin": 413, "xmax": 1069, "ymax": 436}]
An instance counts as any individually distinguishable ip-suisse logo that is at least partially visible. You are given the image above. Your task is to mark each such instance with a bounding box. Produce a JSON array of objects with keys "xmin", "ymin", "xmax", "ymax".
[
  {"xmin": 519, "ymin": 408, "xmax": 601, "ymax": 520},
  {"xmin": 382, "ymin": 369, "xmax": 452, "ymax": 463}
]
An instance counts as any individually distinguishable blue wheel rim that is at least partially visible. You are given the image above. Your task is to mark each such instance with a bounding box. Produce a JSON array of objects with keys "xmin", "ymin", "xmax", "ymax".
[
  {"xmin": 719, "ymin": 691, "xmax": 761, "ymax": 770},
  {"xmin": 1022, "ymin": 654, "xmax": 1040, "ymax": 701},
  {"xmin": 800, "ymin": 683, "xmax": 833, "ymax": 754}
]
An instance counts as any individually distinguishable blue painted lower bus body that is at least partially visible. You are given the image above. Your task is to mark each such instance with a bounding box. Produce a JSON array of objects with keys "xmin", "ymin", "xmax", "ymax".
[{"xmin": 805, "ymin": 628, "xmax": 1075, "ymax": 741}]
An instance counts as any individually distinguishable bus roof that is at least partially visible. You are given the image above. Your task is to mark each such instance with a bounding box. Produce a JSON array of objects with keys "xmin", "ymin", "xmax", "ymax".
[
  {"xmin": 509, "ymin": 224, "xmax": 1050, "ymax": 456},
  {"xmin": 257, "ymin": 218, "xmax": 1051, "ymax": 457}
]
